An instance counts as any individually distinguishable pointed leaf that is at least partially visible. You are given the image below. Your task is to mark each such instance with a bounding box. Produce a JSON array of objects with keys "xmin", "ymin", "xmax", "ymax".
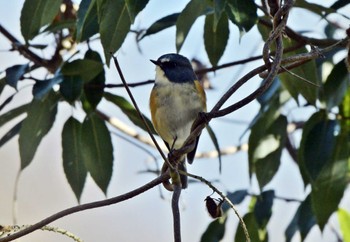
[
  {"xmin": 61, "ymin": 59, "xmax": 104, "ymax": 82},
  {"xmin": 204, "ymin": 13, "xmax": 229, "ymax": 66},
  {"xmin": 83, "ymin": 50, "xmax": 105, "ymax": 111},
  {"xmin": 0, "ymin": 121, "xmax": 23, "ymax": 147},
  {"xmin": 33, "ymin": 75, "xmax": 63, "ymax": 99},
  {"xmin": 81, "ymin": 113, "xmax": 113, "ymax": 193},
  {"xmin": 176, "ymin": 0, "xmax": 212, "ymax": 51},
  {"xmin": 76, "ymin": 0, "xmax": 99, "ymax": 42},
  {"xmin": 205, "ymin": 124, "xmax": 222, "ymax": 173},
  {"xmin": 0, "ymin": 104, "xmax": 29, "ymax": 127},
  {"xmin": 249, "ymin": 112, "xmax": 287, "ymax": 189},
  {"xmin": 104, "ymin": 92, "xmax": 156, "ymax": 134},
  {"xmin": 125, "ymin": 0, "xmax": 149, "ymax": 23},
  {"xmin": 322, "ymin": 59, "xmax": 349, "ymax": 110},
  {"xmin": 338, "ymin": 209, "xmax": 350, "ymax": 242},
  {"xmin": 62, "ymin": 117, "xmax": 87, "ymax": 201},
  {"xmin": 225, "ymin": 0, "xmax": 257, "ymax": 33},
  {"xmin": 224, "ymin": 189, "xmax": 248, "ymax": 211},
  {"xmin": 331, "ymin": 0, "xmax": 350, "ymax": 10},
  {"xmin": 19, "ymin": 91, "xmax": 59, "ymax": 169},
  {"xmin": 200, "ymin": 216, "xmax": 227, "ymax": 242},
  {"xmin": 98, "ymin": 0, "xmax": 131, "ymax": 64},
  {"xmin": 285, "ymin": 194, "xmax": 316, "ymax": 242},
  {"xmin": 139, "ymin": 13, "xmax": 179, "ymax": 40},
  {"xmin": 298, "ymin": 111, "xmax": 337, "ymax": 183},
  {"xmin": 311, "ymin": 119, "xmax": 348, "ymax": 230},
  {"xmin": 20, "ymin": 0, "xmax": 62, "ymax": 41},
  {"xmin": 254, "ymin": 190, "xmax": 274, "ymax": 229},
  {"xmin": 5, "ymin": 64, "xmax": 30, "ymax": 89}
]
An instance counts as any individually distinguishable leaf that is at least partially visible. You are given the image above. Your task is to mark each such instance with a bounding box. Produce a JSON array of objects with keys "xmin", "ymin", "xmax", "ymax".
[
  {"xmin": 0, "ymin": 78, "xmax": 6, "ymax": 96},
  {"xmin": 0, "ymin": 104, "xmax": 29, "ymax": 127},
  {"xmin": 235, "ymin": 212, "xmax": 268, "ymax": 242},
  {"xmin": 340, "ymin": 86, "xmax": 350, "ymax": 128},
  {"xmin": 176, "ymin": 0, "xmax": 212, "ymax": 51},
  {"xmin": 338, "ymin": 209, "xmax": 350, "ymax": 242},
  {"xmin": 0, "ymin": 121, "xmax": 23, "ymax": 147},
  {"xmin": 205, "ymin": 124, "xmax": 222, "ymax": 173},
  {"xmin": 200, "ymin": 216, "xmax": 227, "ymax": 242},
  {"xmin": 294, "ymin": 0, "xmax": 335, "ymax": 16},
  {"xmin": 204, "ymin": 13, "xmax": 229, "ymax": 66},
  {"xmin": 213, "ymin": 0, "xmax": 226, "ymax": 29},
  {"xmin": 225, "ymin": 0, "xmax": 257, "ymax": 34},
  {"xmin": 60, "ymin": 75, "xmax": 83, "ymax": 103},
  {"xmin": 33, "ymin": 75, "xmax": 63, "ymax": 99},
  {"xmin": 5, "ymin": 64, "xmax": 30, "ymax": 89},
  {"xmin": 76, "ymin": 0, "xmax": 99, "ymax": 42},
  {"xmin": 311, "ymin": 119, "xmax": 348, "ymax": 230},
  {"xmin": 80, "ymin": 112, "xmax": 113, "ymax": 193},
  {"xmin": 82, "ymin": 50, "xmax": 105, "ymax": 111},
  {"xmin": 61, "ymin": 59, "xmax": 104, "ymax": 82},
  {"xmin": 19, "ymin": 91, "xmax": 59, "ymax": 169},
  {"xmin": 322, "ymin": 59, "xmax": 349, "ymax": 110},
  {"xmin": 103, "ymin": 92, "xmax": 156, "ymax": 134},
  {"xmin": 62, "ymin": 117, "xmax": 87, "ymax": 201},
  {"xmin": 285, "ymin": 194, "xmax": 316, "ymax": 242},
  {"xmin": 0, "ymin": 94, "xmax": 15, "ymax": 112},
  {"xmin": 41, "ymin": 19, "xmax": 76, "ymax": 33},
  {"xmin": 224, "ymin": 189, "xmax": 248, "ymax": 211},
  {"xmin": 20, "ymin": 0, "xmax": 62, "ymax": 41},
  {"xmin": 139, "ymin": 13, "xmax": 180, "ymax": 40},
  {"xmin": 254, "ymin": 190, "xmax": 274, "ymax": 229},
  {"xmin": 248, "ymin": 110, "xmax": 287, "ymax": 189},
  {"xmin": 331, "ymin": 0, "xmax": 350, "ymax": 10},
  {"xmin": 298, "ymin": 111, "xmax": 337, "ymax": 183},
  {"xmin": 124, "ymin": 0, "xmax": 149, "ymax": 23},
  {"xmin": 98, "ymin": 0, "xmax": 131, "ymax": 64}
]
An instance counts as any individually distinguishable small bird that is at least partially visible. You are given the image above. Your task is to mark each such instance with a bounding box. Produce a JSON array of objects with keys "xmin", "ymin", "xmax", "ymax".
[{"xmin": 149, "ymin": 53, "xmax": 207, "ymax": 189}]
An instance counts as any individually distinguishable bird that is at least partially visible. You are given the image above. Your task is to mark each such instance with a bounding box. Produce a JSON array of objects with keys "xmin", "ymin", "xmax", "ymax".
[{"xmin": 149, "ymin": 53, "xmax": 207, "ymax": 189}]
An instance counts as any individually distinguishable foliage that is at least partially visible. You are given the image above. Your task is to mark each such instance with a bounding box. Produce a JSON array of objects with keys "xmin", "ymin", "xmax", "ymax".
[{"xmin": 0, "ymin": 0, "xmax": 349, "ymax": 241}]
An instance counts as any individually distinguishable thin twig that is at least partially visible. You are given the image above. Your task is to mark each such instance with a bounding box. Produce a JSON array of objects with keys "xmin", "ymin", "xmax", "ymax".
[{"xmin": 172, "ymin": 185, "xmax": 182, "ymax": 242}]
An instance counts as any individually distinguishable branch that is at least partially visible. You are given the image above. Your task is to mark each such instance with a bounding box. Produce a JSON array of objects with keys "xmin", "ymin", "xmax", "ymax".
[
  {"xmin": 172, "ymin": 185, "xmax": 182, "ymax": 242},
  {"xmin": 0, "ymin": 173, "xmax": 170, "ymax": 242}
]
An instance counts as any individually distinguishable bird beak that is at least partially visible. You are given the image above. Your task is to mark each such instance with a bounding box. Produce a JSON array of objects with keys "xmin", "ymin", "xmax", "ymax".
[{"xmin": 150, "ymin": 59, "xmax": 160, "ymax": 66}]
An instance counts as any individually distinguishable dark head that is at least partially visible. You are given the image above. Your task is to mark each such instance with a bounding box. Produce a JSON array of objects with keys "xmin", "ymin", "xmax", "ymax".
[{"xmin": 150, "ymin": 53, "xmax": 197, "ymax": 83}]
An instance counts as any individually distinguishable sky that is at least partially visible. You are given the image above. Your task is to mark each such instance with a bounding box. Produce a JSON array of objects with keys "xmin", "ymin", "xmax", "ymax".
[{"xmin": 0, "ymin": 0, "xmax": 349, "ymax": 242}]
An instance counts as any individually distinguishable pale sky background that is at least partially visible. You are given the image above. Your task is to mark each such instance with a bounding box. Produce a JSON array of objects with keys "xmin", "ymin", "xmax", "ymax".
[{"xmin": 0, "ymin": 1, "xmax": 349, "ymax": 242}]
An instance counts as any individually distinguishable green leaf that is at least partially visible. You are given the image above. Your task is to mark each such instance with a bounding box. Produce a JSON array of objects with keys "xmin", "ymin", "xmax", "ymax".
[
  {"xmin": 125, "ymin": 0, "xmax": 149, "ymax": 23},
  {"xmin": 60, "ymin": 75, "xmax": 83, "ymax": 103},
  {"xmin": 0, "ymin": 78, "xmax": 6, "ymax": 96},
  {"xmin": 61, "ymin": 59, "xmax": 104, "ymax": 82},
  {"xmin": 285, "ymin": 194, "xmax": 316, "ymax": 242},
  {"xmin": 0, "ymin": 121, "xmax": 22, "ymax": 147},
  {"xmin": 176, "ymin": 0, "xmax": 212, "ymax": 51},
  {"xmin": 98, "ymin": 0, "xmax": 131, "ymax": 64},
  {"xmin": 139, "ymin": 13, "xmax": 179, "ymax": 40},
  {"xmin": 254, "ymin": 190, "xmax": 274, "ymax": 229},
  {"xmin": 331, "ymin": 0, "xmax": 350, "ymax": 10},
  {"xmin": 104, "ymin": 92, "xmax": 156, "ymax": 134},
  {"xmin": 82, "ymin": 50, "xmax": 106, "ymax": 111},
  {"xmin": 33, "ymin": 75, "xmax": 63, "ymax": 99},
  {"xmin": 298, "ymin": 111, "xmax": 337, "ymax": 183},
  {"xmin": 322, "ymin": 59, "xmax": 349, "ymax": 110},
  {"xmin": 20, "ymin": 0, "xmax": 62, "ymax": 41},
  {"xmin": 76, "ymin": 0, "xmax": 99, "ymax": 42},
  {"xmin": 204, "ymin": 13, "xmax": 229, "ymax": 66},
  {"xmin": 200, "ymin": 216, "xmax": 227, "ymax": 242},
  {"xmin": 235, "ymin": 212, "xmax": 268, "ymax": 242},
  {"xmin": 340, "ymin": 86, "xmax": 350, "ymax": 128},
  {"xmin": 80, "ymin": 112, "xmax": 113, "ymax": 193},
  {"xmin": 294, "ymin": 0, "xmax": 335, "ymax": 16},
  {"xmin": 62, "ymin": 117, "xmax": 87, "ymax": 201},
  {"xmin": 213, "ymin": 0, "xmax": 226, "ymax": 29},
  {"xmin": 5, "ymin": 64, "xmax": 30, "ymax": 89},
  {"xmin": 205, "ymin": 124, "xmax": 222, "ymax": 173},
  {"xmin": 225, "ymin": 190, "xmax": 248, "ymax": 207},
  {"xmin": 311, "ymin": 119, "xmax": 348, "ymax": 230},
  {"xmin": 41, "ymin": 19, "xmax": 76, "ymax": 33},
  {"xmin": 0, "ymin": 104, "xmax": 29, "ymax": 127},
  {"xmin": 338, "ymin": 208, "xmax": 350, "ymax": 242},
  {"xmin": 19, "ymin": 91, "xmax": 59, "ymax": 169},
  {"xmin": 225, "ymin": 0, "xmax": 257, "ymax": 34},
  {"xmin": 248, "ymin": 110, "xmax": 287, "ymax": 189}
]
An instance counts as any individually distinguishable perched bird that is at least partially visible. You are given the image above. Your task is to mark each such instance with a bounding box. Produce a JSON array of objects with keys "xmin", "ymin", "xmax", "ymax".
[{"xmin": 149, "ymin": 53, "xmax": 207, "ymax": 189}]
